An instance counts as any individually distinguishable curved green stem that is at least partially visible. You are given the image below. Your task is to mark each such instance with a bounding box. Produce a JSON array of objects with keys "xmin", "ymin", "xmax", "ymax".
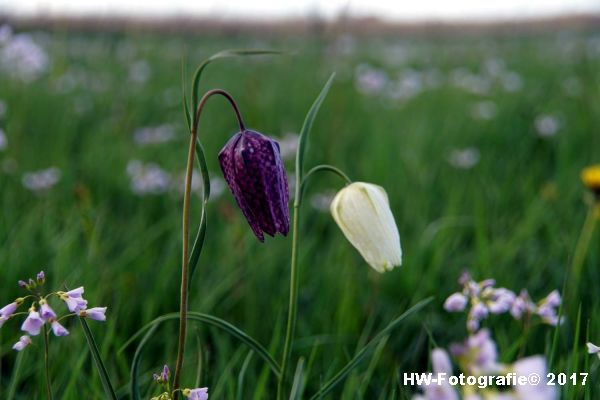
[
  {"xmin": 569, "ymin": 204, "xmax": 597, "ymax": 301},
  {"xmin": 43, "ymin": 325, "xmax": 53, "ymax": 400},
  {"xmin": 277, "ymin": 203, "xmax": 301, "ymax": 400},
  {"xmin": 300, "ymin": 164, "xmax": 352, "ymax": 203},
  {"xmin": 173, "ymin": 88, "xmax": 245, "ymax": 399}
]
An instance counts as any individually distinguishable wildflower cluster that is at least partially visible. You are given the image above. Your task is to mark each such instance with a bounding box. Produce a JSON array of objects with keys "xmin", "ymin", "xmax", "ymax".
[
  {"xmin": 413, "ymin": 272, "xmax": 562, "ymax": 399},
  {"xmin": 150, "ymin": 365, "xmax": 208, "ymax": 400},
  {"xmin": 443, "ymin": 272, "xmax": 562, "ymax": 332},
  {"xmin": 0, "ymin": 271, "xmax": 107, "ymax": 352}
]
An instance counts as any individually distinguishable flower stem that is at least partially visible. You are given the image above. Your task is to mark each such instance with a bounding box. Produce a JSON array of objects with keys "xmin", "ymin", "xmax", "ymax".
[
  {"xmin": 569, "ymin": 204, "xmax": 597, "ymax": 301},
  {"xmin": 43, "ymin": 325, "xmax": 53, "ymax": 400},
  {"xmin": 277, "ymin": 203, "xmax": 300, "ymax": 400},
  {"xmin": 172, "ymin": 89, "xmax": 245, "ymax": 398}
]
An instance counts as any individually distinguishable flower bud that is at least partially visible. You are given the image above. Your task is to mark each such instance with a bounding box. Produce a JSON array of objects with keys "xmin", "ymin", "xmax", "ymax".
[{"xmin": 330, "ymin": 182, "xmax": 402, "ymax": 272}]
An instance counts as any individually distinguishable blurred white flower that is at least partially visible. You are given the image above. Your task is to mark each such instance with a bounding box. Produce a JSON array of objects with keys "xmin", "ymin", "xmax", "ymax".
[
  {"xmin": 535, "ymin": 115, "xmax": 560, "ymax": 137},
  {"xmin": 0, "ymin": 25, "xmax": 12, "ymax": 44},
  {"xmin": 22, "ymin": 167, "xmax": 61, "ymax": 192},
  {"xmin": 451, "ymin": 69, "xmax": 490, "ymax": 95},
  {"xmin": 483, "ymin": 58, "xmax": 505, "ymax": 77},
  {"xmin": 126, "ymin": 160, "xmax": 170, "ymax": 195},
  {"xmin": 355, "ymin": 64, "xmax": 388, "ymax": 95},
  {"xmin": 133, "ymin": 124, "xmax": 176, "ymax": 146},
  {"xmin": 413, "ymin": 349, "xmax": 459, "ymax": 400},
  {"xmin": 587, "ymin": 342, "xmax": 600, "ymax": 359},
  {"xmin": 129, "ymin": 60, "xmax": 151, "ymax": 83},
  {"xmin": 448, "ymin": 148, "xmax": 480, "ymax": 169},
  {"xmin": 310, "ymin": 190, "xmax": 335, "ymax": 212},
  {"xmin": 387, "ymin": 69, "xmax": 423, "ymax": 102},
  {"xmin": 512, "ymin": 356, "xmax": 557, "ymax": 400},
  {"xmin": 500, "ymin": 72, "xmax": 523, "ymax": 92},
  {"xmin": 0, "ymin": 34, "xmax": 49, "ymax": 82},
  {"xmin": 277, "ymin": 133, "xmax": 299, "ymax": 160},
  {"xmin": 0, "ymin": 128, "xmax": 6, "ymax": 151},
  {"xmin": 471, "ymin": 101, "xmax": 497, "ymax": 120}
]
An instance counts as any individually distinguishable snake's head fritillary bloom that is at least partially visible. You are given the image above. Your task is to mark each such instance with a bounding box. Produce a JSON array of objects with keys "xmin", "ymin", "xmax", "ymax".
[
  {"xmin": 12, "ymin": 335, "xmax": 32, "ymax": 351},
  {"xmin": 183, "ymin": 387, "xmax": 209, "ymax": 400},
  {"xmin": 21, "ymin": 307, "xmax": 44, "ymax": 336},
  {"xmin": 330, "ymin": 182, "xmax": 402, "ymax": 272},
  {"xmin": 218, "ymin": 130, "xmax": 289, "ymax": 242},
  {"xmin": 80, "ymin": 307, "xmax": 107, "ymax": 321}
]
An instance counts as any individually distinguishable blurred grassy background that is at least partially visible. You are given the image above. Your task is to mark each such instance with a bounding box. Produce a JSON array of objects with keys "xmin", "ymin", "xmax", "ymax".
[{"xmin": 0, "ymin": 25, "xmax": 599, "ymax": 398}]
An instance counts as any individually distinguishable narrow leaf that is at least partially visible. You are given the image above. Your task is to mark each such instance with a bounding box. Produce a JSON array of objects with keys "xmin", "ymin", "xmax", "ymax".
[
  {"xmin": 191, "ymin": 49, "xmax": 283, "ymax": 114},
  {"xmin": 126, "ymin": 312, "xmax": 280, "ymax": 398},
  {"xmin": 80, "ymin": 318, "xmax": 118, "ymax": 400},
  {"xmin": 130, "ymin": 323, "xmax": 159, "ymax": 400},
  {"xmin": 309, "ymin": 297, "xmax": 433, "ymax": 400},
  {"xmin": 236, "ymin": 351, "xmax": 254, "ymax": 400},
  {"xmin": 7, "ymin": 349, "xmax": 25, "ymax": 400},
  {"xmin": 295, "ymin": 73, "xmax": 336, "ymax": 186}
]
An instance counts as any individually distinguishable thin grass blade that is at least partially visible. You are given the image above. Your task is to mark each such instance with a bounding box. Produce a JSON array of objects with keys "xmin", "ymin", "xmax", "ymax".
[
  {"xmin": 80, "ymin": 318, "xmax": 118, "ymax": 400},
  {"xmin": 309, "ymin": 297, "xmax": 433, "ymax": 400}
]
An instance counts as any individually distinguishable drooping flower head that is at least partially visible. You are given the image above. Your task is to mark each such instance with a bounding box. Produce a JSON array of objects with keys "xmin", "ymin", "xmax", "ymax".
[
  {"xmin": 57, "ymin": 287, "xmax": 88, "ymax": 313},
  {"xmin": 12, "ymin": 335, "xmax": 32, "ymax": 351},
  {"xmin": 218, "ymin": 130, "xmax": 289, "ymax": 241},
  {"xmin": 80, "ymin": 307, "xmax": 107, "ymax": 321},
  {"xmin": 330, "ymin": 182, "xmax": 402, "ymax": 272},
  {"xmin": 21, "ymin": 307, "xmax": 45, "ymax": 336}
]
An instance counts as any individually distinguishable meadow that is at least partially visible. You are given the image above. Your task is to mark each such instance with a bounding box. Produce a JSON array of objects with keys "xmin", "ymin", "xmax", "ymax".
[{"xmin": 0, "ymin": 23, "xmax": 599, "ymax": 399}]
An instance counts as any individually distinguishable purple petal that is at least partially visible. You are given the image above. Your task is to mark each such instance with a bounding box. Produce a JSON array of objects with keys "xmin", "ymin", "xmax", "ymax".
[{"xmin": 219, "ymin": 132, "xmax": 264, "ymax": 241}]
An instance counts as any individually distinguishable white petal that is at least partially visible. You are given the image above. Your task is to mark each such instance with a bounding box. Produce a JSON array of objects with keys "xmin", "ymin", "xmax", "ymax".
[{"xmin": 330, "ymin": 182, "xmax": 402, "ymax": 272}]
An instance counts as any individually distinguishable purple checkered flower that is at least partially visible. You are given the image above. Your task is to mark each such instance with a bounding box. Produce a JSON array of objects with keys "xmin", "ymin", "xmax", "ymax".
[
  {"xmin": 218, "ymin": 130, "xmax": 289, "ymax": 242},
  {"xmin": 12, "ymin": 335, "xmax": 32, "ymax": 351},
  {"xmin": 57, "ymin": 287, "xmax": 88, "ymax": 313},
  {"xmin": 21, "ymin": 307, "xmax": 45, "ymax": 335}
]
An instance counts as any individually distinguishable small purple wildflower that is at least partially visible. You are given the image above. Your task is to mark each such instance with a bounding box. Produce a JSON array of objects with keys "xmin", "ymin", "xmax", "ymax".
[
  {"xmin": 0, "ymin": 300, "xmax": 20, "ymax": 318},
  {"xmin": 58, "ymin": 287, "xmax": 88, "ymax": 313},
  {"xmin": 12, "ymin": 335, "xmax": 32, "ymax": 351},
  {"xmin": 587, "ymin": 342, "xmax": 600, "ymax": 359},
  {"xmin": 450, "ymin": 329, "xmax": 499, "ymax": 375},
  {"xmin": 183, "ymin": 387, "xmax": 209, "ymax": 400},
  {"xmin": 218, "ymin": 130, "xmax": 290, "ymax": 242},
  {"xmin": 50, "ymin": 320, "xmax": 69, "ymax": 336},
  {"xmin": 80, "ymin": 307, "xmax": 107, "ymax": 321},
  {"xmin": 39, "ymin": 299, "xmax": 57, "ymax": 320},
  {"xmin": 36, "ymin": 271, "xmax": 45, "ymax": 284},
  {"xmin": 513, "ymin": 356, "xmax": 557, "ymax": 399},
  {"xmin": 443, "ymin": 293, "xmax": 467, "ymax": 312},
  {"xmin": 18, "ymin": 280, "xmax": 27, "ymax": 288},
  {"xmin": 21, "ymin": 308, "xmax": 45, "ymax": 336}
]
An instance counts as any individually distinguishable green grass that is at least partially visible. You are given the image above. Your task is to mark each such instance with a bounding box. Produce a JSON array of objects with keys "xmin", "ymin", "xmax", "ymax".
[{"xmin": 0, "ymin": 27, "xmax": 599, "ymax": 399}]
